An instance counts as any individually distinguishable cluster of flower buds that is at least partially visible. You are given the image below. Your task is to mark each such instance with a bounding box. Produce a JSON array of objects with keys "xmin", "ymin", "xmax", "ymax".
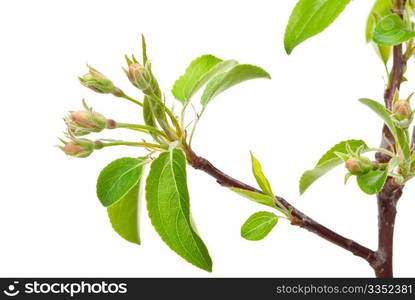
[
  {"xmin": 65, "ymin": 101, "xmax": 116, "ymax": 136},
  {"xmin": 79, "ymin": 65, "xmax": 119, "ymax": 95},
  {"xmin": 59, "ymin": 136, "xmax": 103, "ymax": 158},
  {"xmin": 123, "ymin": 55, "xmax": 156, "ymax": 95}
]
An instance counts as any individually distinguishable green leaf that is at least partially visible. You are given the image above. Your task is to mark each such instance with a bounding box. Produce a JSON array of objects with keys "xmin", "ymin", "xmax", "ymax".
[
  {"xmin": 299, "ymin": 140, "xmax": 368, "ymax": 194},
  {"xmin": 229, "ymin": 188, "xmax": 276, "ymax": 208},
  {"xmin": 97, "ymin": 157, "xmax": 146, "ymax": 207},
  {"xmin": 146, "ymin": 148, "xmax": 212, "ymax": 272},
  {"xmin": 366, "ymin": 0, "xmax": 393, "ymax": 42},
  {"xmin": 172, "ymin": 55, "xmax": 238, "ymax": 105},
  {"xmin": 107, "ymin": 183, "xmax": 141, "ymax": 244},
  {"xmin": 316, "ymin": 140, "xmax": 368, "ymax": 167},
  {"xmin": 395, "ymin": 127, "xmax": 411, "ymax": 162},
  {"xmin": 240, "ymin": 211, "xmax": 278, "ymax": 241},
  {"xmin": 376, "ymin": 45, "xmax": 392, "ymax": 65},
  {"xmin": 358, "ymin": 98, "xmax": 411, "ymax": 161},
  {"xmin": 358, "ymin": 98, "xmax": 396, "ymax": 135},
  {"xmin": 373, "ymin": 14, "xmax": 415, "ymax": 46},
  {"xmin": 334, "ymin": 151, "xmax": 350, "ymax": 161},
  {"xmin": 200, "ymin": 64, "xmax": 271, "ymax": 106},
  {"xmin": 141, "ymin": 34, "xmax": 148, "ymax": 65},
  {"xmin": 300, "ymin": 159, "xmax": 343, "ymax": 195},
  {"xmin": 142, "ymin": 96, "xmax": 160, "ymax": 142},
  {"xmin": 250, "ymin": 152, "xmax": 273, "ymax": 196},
  {"xmin": 344, "ymin": 172, "xmax": 353, "ymax": 184},
  {"xmin": 284, "ymin": 0, "xmax": 352, "ymax": 54},
  {"xmin": 356, "ymin": 169, "xmax": 388, "ymax": 195},
  {"xmin": 142, "ymin": 96, "xmax": 155, "ymax": 127},
  {"xmin": 366, "ymin": 0, "xmax": 393, "ymax": 64}
]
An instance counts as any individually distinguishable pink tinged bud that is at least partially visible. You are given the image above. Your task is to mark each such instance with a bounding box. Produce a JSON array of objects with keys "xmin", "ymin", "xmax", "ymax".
[
  {"xmin": 62, "ymin": 139, "xmax": 94, "ymax": 158},
  {"xmin": 127, "ymin": 63, "xmax": 150, "ymax": 91},
  {"xmin": 70, "ymin": 111, "xmax": 95, "ymax": 128},
  {"xmin": 345, "ymin": 157, "xmax": 372, "ymax": 175},
  {"xmin": 63, "ymin": 142, "xmax": 84, "ymax": 156},
  {"xmin": 345, "ymin": 159, "xmax": 361, "ymax": 174},
  {"xmin": 393, "ymin": 99, "xmax": 411, "ymax": 118},
  {"xmin": 69, "ymin": 110, "xmax": 107, "ymax": 132}
]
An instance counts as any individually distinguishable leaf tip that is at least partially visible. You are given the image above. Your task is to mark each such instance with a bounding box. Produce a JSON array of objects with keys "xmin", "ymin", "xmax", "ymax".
[
  {"xmin": 284, "ymin": 43, "xmax": 294, "ymax": 55},
  {"xmin": 204, "ymin": 264, "xmax": 213, "ymax": 273}
]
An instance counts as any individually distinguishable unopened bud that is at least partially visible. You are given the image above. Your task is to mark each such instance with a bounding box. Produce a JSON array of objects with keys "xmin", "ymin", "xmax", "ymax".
[
  {"xmin": 345, "ymin": 157, "xmax": 372, "ymax": 175},
  {"xmin": 65, "ymin": 102, "xmax": 111, "ymax": 136},
  {"xmin": 79, "ymin": 65, "xmax": 115, "ymax": 94},
  {"xmin": 393, "ymin": 99, "xmax": 411, "ymax": 119},
  {"xmin": 61, "ymin": 138, "xmax": 95, "ymax": 158},
  {"xmin": 70, "ymin": 110, "xmax": 106, "ymax": 129},
  {"xmin": 127, "ymin": 63, "xmax": 151, "ymax": 91}
]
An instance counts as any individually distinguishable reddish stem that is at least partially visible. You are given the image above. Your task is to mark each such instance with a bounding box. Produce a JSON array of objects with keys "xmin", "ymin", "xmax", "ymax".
[
  {"xmin": 373, "ymin": 0, "xmax": 407, "ymax": 278},
  {"xmin": 186, "ymin": 149, "xmax": 377, "ymax": 266}
]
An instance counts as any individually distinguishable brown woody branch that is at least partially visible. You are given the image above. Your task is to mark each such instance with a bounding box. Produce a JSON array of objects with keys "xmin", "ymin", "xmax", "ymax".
[
  {"xmin": 373, "ymin": 0, "xmax": 407, "ymax": 278},
  {"xmin": 185, "ymin": 149, "xmax": 378, "ymax": 267}
]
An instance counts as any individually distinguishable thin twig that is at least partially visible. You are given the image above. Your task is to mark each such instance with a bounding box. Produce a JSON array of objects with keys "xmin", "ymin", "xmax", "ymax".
[{"xmin": 185, "ymin": 148, "xmax": 377, "ymax": 265}]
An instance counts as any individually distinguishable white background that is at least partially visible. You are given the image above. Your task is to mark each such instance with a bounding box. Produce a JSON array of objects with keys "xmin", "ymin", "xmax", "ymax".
[{"xmin": 1, "ymin": 0, "xmax": 414, "ymax": 277}]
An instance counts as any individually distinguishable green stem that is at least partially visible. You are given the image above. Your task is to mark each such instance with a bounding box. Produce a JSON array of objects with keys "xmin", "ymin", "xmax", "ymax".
[
  {"xmin": 188, "ymin": 107, "xmax": 206, "ymax": 147},
  {"xmin": 150, "ymin": 94, "xmax": 183, "ymax": 138},
  {"xmin": 117, "ymin": 93, "xmax": 143, "ymax": 106},
  {"xmin": 102, "ymin": 141, "xmax": 165, "ymax": 150},
  {"xmin": 116, "ymin": 122, "xmax": 168, "ymax": 139}
]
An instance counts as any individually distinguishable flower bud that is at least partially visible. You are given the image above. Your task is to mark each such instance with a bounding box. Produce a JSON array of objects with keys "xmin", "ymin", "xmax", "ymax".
[
  {"xmin": 345, "ymin": 157, "xmax": 372, "ymax": 175},
  {"xmin": 393, "ymin": 99, "xmax": 411, "ymax": 119},
  {"xmin": 69, "ymin": 110, "xmax": 107, "ymax": 132},
  {"xmin": 127, "ymin": 63, "xmax": 151, "ymax": 91},
  {"xmin": 79, "ymin": 65, "xmax": 115, "ymax": 94},
  {"xmin": 61, "ymin": 138, "xmax": 95, "ymax": 158},
  {"xmin": 65, "ymin": 101, "xmax": 113, "ymax": 136}
]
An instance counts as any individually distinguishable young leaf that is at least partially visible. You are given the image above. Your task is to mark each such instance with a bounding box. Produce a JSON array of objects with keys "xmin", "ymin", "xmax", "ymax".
[
  {"xmin": 358, "ymin": 98, "xmax": 411, "ymax": 161},
  {"xmin": 241, "ymin": 211, "xmax": 278, "ymax": 241},
  {"xmin": 200, "ymin": 64, "xmax": 270, "ymax": 106},
  {"xmin": 250, "ymin": 152, "xmax": 273, "ymax": 196},
  {"xmin": 395, "ymin": 126, "xmax": 411, "ymax": 162},
  {"xmin": 172, "ymin": 55, "xmax": 238, "ymax": 105},
  {"xmin": 358, "ymin": 98, "xmax": 396, "ymax": 135},
  {"xmin": 373, "ymin": 14, "xmax": 415, "ymax": 46},
  {"xmin": 142, "ymin": 96, "xmax": 161, "ymax": 142},
  {"xmin": 300, "ymin": 159, "xmax": 343, "ymax": 195},
  {"xmin": 344, "ymin": 172, "xmax": 353, "ymax": 184},
  {"xmin": 146, "ymin": 148, "xmax": 212, "ymax": 272},
  {"xmin": 299, "ymin": 140, "xmax": 368, "ymax": 194},
  {"xmin": 365, "ymin": 0, "xmax": 392, "ymax": 64},
  {"xmin": 229, "ymin": 188, "xmax": 276, "ymax": 208},
  {"xmin": 334, "ymin": 151, "xmax": 349, "ymax": 161},
  {"xmin": 284, "ymin": 0, "xmax": 352, "ymax": 54},
  {"xmin": 316, "ymin": 140, "xmax": 368, "ymax": 167},
  {"xmin": 366, "ymin": 0, "xmax": 392, "ymax": 41},
  {"xmin": 97, "ymin": 157, "xmax": 146, "ymax": 207},
  {"xmin": 141, "ymin": 35, "xmax": 148, "ymax": 65},
  {"xmin": 356, "ymin": 169, "xmax": 388, "ymax": 195},
  {"xmin": 107, "ymin": 183, "xmax": 141, "ymax": 244}
]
